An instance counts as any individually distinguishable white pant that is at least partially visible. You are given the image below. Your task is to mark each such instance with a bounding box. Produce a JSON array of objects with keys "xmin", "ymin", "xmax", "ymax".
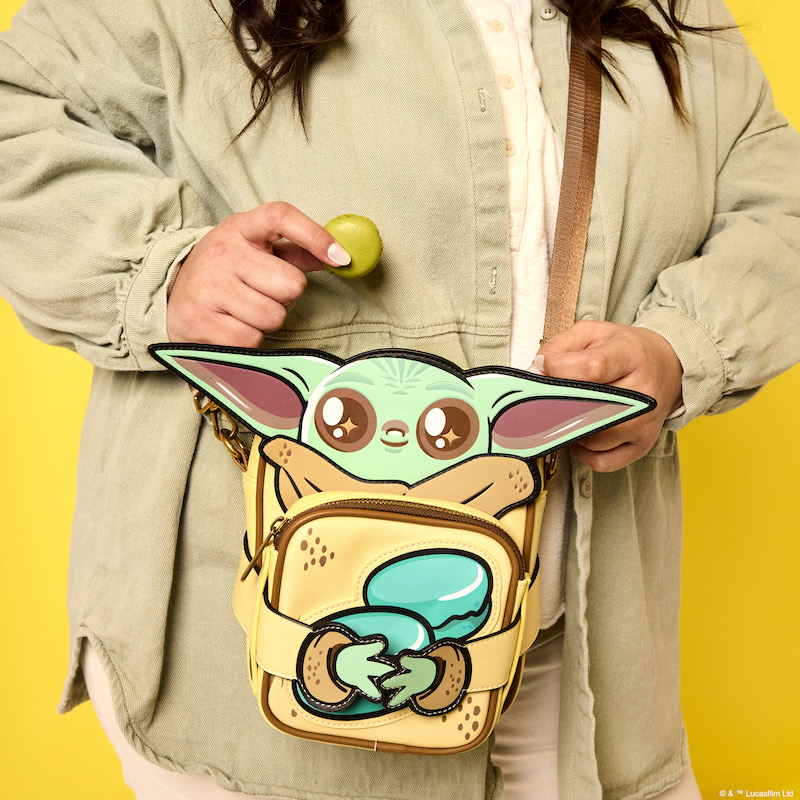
[
  {"xmin": 489, "ymin": 635, "xmax": 702, "ymax": 800},
  {"xmin": 81, "ymin": 638, "xmax": 701, "ymax": 800}
]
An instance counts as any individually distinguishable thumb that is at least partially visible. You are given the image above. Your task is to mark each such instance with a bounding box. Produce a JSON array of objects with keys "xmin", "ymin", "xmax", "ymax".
[
  {"xmin": 533, "ymin": 320, "xmax": 603, "ymax": 376},
  {"xmin": 538, "ymin": 320, "xmax": 602, "ymax": 356},
  {"xmin": 537, "ymin": 340, "xmax": 636, "ymax": 387}
]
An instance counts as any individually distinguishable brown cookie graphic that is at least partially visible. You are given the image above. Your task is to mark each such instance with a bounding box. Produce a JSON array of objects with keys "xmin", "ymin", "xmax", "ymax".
[
  {"xmin": 297, "ymin": 629, "xmax": 357, "ymax": 710},
  {"xmin": 413, "ymin": 643, "xmax": 470, "ymax": 714}
]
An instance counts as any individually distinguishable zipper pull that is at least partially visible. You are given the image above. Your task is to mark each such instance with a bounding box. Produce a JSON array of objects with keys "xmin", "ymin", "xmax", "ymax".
[
  {"xmin": 240, "ymin": 516, "xmax": 285, "ymax": 582},
  {"xmin": 268, "ymin": 514, "xmax": 288, "ymax": 547}
]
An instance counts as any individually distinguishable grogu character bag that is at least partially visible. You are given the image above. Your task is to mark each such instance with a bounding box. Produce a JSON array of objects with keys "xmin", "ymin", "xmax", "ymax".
[{"xmin": 150, "ymin": 345, "xmax": 654, "ymax": 754}]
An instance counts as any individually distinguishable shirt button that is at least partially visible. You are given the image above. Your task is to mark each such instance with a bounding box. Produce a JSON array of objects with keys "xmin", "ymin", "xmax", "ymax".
[
  {"xmin": 488, "ymin": 19, "xmax": 506, "ymax": 33},
  {"xmin": 579, "ymin": 478, "xmax": 592, "ymax": 498},
  {"xmin": 499, "ymin": 73, "xmax": 516, "ymax": 90},
  {"xmin": 540, "ymin": 5, "xmax": 558, "ymax": 20},
  {"xmin": 505, "ymin": 138, "xmax": 517, "ymax": 157},
  {"xmin": 581, "ymin": 313, "xmax": 597, "ymax": 321}
]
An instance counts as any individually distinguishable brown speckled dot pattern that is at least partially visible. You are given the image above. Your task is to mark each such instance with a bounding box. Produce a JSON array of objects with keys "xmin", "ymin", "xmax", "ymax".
[
  {"xmin": 446, "ymin": 695, "xmax": 483, "ymax": 741},
  {"xmin": 278, "ymin": 444, "xmax": 293, "ymax": 466},
  {"xmin": 440, "ymin": 662, "xmax": 462, "ymax": 701},
  {"xmin": 304, "ymin": 655, "xmax": 323, "ymax": 687},
  {"xmin": 300, "ymin": 526, "xmax": 334, "ymax": 570},
  {"xmin": 509, "ymin": 467, "xmax": 530, "ymax": 496}
]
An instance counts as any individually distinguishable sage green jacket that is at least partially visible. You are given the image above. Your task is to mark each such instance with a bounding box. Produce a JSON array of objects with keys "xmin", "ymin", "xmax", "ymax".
[{"xmin": 1, "ymin": 1, "xmax": 799, "ymax": 798}]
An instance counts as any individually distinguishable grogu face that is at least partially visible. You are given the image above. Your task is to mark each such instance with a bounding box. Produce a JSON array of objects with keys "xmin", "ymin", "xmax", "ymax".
[
  {"xmin": 150, "ymin": 345, "xmax": 655, "ymax": 486},
  {"xmin": 299, "ymin": 356, "xmax": 493, "ymax": 484}
]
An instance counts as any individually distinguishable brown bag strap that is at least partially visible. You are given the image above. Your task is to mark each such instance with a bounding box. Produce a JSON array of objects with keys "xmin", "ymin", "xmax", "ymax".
[{"xmin": 541, "ymin": 23, "xmax": 603, "ymax": 344}]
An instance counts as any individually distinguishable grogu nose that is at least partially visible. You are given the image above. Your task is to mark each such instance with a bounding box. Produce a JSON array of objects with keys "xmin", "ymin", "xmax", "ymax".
[{"xmin": 381, "ymin": 420, "xmax": 409, "ymax": 444}]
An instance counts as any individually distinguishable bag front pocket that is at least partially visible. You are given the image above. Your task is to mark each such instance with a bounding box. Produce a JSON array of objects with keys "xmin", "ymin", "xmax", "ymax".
[{"xmin": 249, "ymin": 492, "xmax": 533, "ymax": 754}]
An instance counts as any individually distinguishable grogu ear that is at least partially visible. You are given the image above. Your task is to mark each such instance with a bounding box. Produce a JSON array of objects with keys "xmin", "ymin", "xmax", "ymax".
[
  {"xmin": 467, "ymin": 369, "xmax": 655, "ymax": 459},
  {"xmin": 149, "ymin": 344, "xmax": 341, "ymax": 438}
]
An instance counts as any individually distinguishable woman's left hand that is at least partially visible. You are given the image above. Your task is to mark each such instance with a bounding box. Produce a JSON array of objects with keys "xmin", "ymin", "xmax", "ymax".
[{"xmin": 534, "ymin": 320, "xmax": 684, "ymax": 471}]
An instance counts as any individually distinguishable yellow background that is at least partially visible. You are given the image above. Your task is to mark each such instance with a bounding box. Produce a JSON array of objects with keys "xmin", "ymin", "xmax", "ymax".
[{"xmin": 0, "ymin": 1, "xmax": 797, "ymax": 796}]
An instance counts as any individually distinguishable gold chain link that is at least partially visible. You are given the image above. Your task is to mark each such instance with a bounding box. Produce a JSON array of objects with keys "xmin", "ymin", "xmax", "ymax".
[
  {"xmin": 191, "ymin": 388, "xmax": 249, "ymax": 471},
  {"xmin": 542, "ymin": 451, "xmax": 558, "ymax": 487}
]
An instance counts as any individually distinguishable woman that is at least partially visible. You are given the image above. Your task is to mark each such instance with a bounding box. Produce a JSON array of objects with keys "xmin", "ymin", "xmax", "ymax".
[{"xmin": 1, "ymin": 1, "xmax": 798, "ymax": 798}]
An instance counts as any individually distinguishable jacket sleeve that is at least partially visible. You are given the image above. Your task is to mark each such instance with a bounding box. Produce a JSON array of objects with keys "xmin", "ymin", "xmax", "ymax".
[
  {"xmin": 0, "ymin": 1, "xmax": 217, "ymax": 371},
  {"xmin": 633, "ymin": 0, "xmax": 800, "ymax": 428}
]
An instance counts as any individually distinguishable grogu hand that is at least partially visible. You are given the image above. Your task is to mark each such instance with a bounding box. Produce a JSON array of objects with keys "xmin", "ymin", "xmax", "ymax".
[
  {"xmin": 381, "ymin": 654, "xmax": 438, "ymax": 709},
  {"xmin": 406, "ymin": 455, "xmax": 538, "ymax": 517},
  {"xmin": 386, "ymin": 643, "xmax": 471, "ymax": 714},
  {"xmin": 261, "ymin": 437, "xmax": 409, "ymax": 507},
  {"xmin": 334, "ymin": 640, "xmax": 395, "ymax": 702}
]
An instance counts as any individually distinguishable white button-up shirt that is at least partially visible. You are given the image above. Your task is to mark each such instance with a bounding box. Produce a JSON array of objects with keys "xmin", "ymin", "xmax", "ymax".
[{"xmin": 464, "ymin": 0, "xmax": 568, "ymax": 626}]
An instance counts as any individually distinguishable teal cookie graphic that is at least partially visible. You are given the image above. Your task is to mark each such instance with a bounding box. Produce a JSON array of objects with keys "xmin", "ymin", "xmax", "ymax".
[{"xmin": 295, "ymin": 550, "xmax": 486, "ymax": 718}]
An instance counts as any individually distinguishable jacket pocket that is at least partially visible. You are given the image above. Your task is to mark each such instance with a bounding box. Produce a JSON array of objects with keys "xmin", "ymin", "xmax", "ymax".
[{"xmin": 647, "ymin": 429, "xmax": 676, "ymax": 458}]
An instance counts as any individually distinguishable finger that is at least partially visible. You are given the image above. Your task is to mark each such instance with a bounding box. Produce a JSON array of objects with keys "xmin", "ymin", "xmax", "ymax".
[
  {"xmin": 272, "ymin": 240, "xmax": 329, "ymax": 273},
  {"xmin": 235, "ymin": 253, "xmax": 309, "ymax": 305},
  {"xmin": 576, "ymin": 403, "xmax": 664, "ymax": 455},
  {"xmin": 572, "ymin": 425, "xmax": 630, "ymax": 455},
  {"xmin": 357, "ymin": 641, "xmax": 389, "ymax": 660},
  {"xmin": 539, "ymin": 337, "xmax": 640, "ymax": 385},
  {"xmin": 185, "ymin": 311, "xmax": 265, "ymax": 350},
  {"xmin": 570, "ymin": 440, "xmax": 645, "ymax": 472},
  {"xmin": 233, "ymin": 202, "xmax": 351, "ymax": 269},
  {"xmin": 538, "ymin": 319, "xmax": 617, "ymax": 355},
  {"xmin": 382, "ymin": 678, "xmax": 414, "ymax": 707},
  {"xmin": 214, "ymin": 280, "xmax": 290, "ymax": 333}
]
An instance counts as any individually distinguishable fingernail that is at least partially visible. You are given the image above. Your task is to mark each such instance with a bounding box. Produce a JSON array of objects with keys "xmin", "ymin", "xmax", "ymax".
[
  {"xmin": 531, "ymin": 354, "xmax": 546, "ymax": 375},
  {"xmin": 327, "ymin": 242, "xmax": 351, "ymax": 266}
]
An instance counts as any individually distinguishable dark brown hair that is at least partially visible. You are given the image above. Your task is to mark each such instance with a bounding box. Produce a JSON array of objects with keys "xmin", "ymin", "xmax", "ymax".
[
  {"xmin": 552, "ymin": 0, "xmax": 731, "ymax": 122},
  {"xmin": 225, "ymin": 0, "xmax": 728, "ymax": 135},
  {"xmin": 223, "ymin": 0, "xmax": 347, "ymax": 138}
]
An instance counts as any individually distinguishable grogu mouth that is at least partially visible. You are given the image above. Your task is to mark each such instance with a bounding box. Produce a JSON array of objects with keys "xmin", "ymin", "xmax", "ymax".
[{"xmin": 380, "ymin": 420, "xmax": 409, "ymax": 448}]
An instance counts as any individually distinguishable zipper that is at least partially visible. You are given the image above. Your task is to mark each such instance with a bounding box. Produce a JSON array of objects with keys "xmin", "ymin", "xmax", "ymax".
[
  {"xmin": 239, "ymin": 515, "xmax": 285, "ymax": 582},
  {"xmin": 270, "ymin": 496, "xmax": 525, "ymax": 573}
]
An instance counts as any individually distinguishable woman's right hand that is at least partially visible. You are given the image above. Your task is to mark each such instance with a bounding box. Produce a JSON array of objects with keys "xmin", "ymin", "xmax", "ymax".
[{"xmin": 166, "ymin": 202, "xmax": 351, "ymax": 347}]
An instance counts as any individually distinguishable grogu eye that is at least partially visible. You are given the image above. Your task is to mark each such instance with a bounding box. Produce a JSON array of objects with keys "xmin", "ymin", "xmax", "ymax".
[
  {"xmin": 314, "ymin": 389, "xmax": 377, "ymax": 453},
  {"xmin": 416, "ymin": 399, "xmax": 479, "ymax": 460}
]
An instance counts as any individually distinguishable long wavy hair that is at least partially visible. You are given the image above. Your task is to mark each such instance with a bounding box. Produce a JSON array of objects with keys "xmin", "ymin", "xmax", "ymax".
[{"xmin": 223, "ymin": 0, "xmax": 728, "ymax": 137}]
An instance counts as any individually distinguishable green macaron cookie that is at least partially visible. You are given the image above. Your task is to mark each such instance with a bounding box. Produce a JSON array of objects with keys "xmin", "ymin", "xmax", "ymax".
[{"xmin": 324, "ymin": 215, "xmax": 383, "ymax": 278}]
